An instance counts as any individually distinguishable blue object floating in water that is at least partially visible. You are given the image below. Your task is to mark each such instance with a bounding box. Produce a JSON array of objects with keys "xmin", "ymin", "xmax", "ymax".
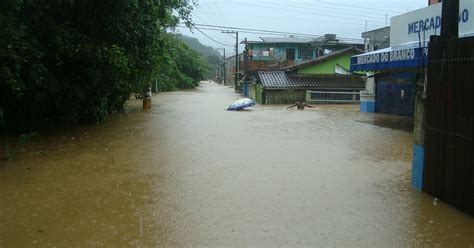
[{"xmin": 227, "ymin": 98, "xmax": 256, "ymax": 111}]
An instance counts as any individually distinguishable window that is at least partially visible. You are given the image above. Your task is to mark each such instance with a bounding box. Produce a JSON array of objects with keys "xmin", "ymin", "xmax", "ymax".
[{"xmin": 298, "ymin": 47, "xmax": 311, "ymax": 60}]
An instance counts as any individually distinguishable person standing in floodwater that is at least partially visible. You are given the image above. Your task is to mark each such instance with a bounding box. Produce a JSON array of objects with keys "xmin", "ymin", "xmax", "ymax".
[{"xmin": 287, "ymin": 99, "xmax": 314, "ymax": 110}]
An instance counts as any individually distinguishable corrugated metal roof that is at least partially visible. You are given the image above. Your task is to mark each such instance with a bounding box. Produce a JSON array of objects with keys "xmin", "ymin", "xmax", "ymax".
[{"xmin": 258, "ymin": 71, "xmax": 365, "ymax": 90}]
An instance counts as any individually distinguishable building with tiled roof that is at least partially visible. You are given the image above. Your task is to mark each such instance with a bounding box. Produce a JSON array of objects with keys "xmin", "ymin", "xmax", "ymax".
[
  {"xmin": 258, "ymin": 72, "xmax": 365, "ymax": 90},
  {"xmin": 241, "ymin": 47, "xmax": 365, "ymax": 104},
  {"xmin": 255, "ymin": 71, "xmax": 365, "ymax": 104}
]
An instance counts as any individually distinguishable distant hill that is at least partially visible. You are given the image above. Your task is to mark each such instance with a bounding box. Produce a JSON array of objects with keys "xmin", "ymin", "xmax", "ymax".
[{"xmin": 174, "ymin": 34, "xmax": 222, "ymax": 66}]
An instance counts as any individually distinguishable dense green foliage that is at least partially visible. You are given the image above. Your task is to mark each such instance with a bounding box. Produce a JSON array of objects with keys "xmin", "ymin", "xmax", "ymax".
[
  {"xmin": 0, "ymin": 0, "xmax": 211, "ymax": 130},
  {"xmin": 153, "ymin": 34, "xmax": 212, "ymax": 92},
  {"xmin": 175, "ymin": 34, "xmax": 222, "ymax": 77}
]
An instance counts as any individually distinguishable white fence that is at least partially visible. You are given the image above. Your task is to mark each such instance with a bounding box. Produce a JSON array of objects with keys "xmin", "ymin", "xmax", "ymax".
[{"xmin": 306, "ymin": 90, "xmax": 360, "ymax": 103}]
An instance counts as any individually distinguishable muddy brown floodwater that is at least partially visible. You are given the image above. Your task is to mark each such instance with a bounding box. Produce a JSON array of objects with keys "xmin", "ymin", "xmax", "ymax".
[{"xmin": 1, "ymin": 81, "xmax": 473, "ymax": 247}]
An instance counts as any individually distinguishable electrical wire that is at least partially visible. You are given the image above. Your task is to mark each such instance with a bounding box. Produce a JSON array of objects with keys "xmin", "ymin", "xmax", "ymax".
[
  {"xmin": 234, "ymin": 2, "xmax": 386, "ymax": 25},
  {"xmin": 176, "ymin": 26, "xmax": 364, "ymax": 44},
  {"xmin": 210, "ymin": 1, "xmax": 229, "ymax": 26},
  {"xmin": 305, "ymin": 0, "xmax": 404, "ymax": 14},
  {"xmin": 193, "ymin": 11, "xmax": 383, "ymax": 28},
  {"xmin": 199, "ymin": 2, "xmax": 222, "ymax": 27},
  {"xmin": 266, "ymin": 2, "xmax": 388, "ymax": 21},
  {"xmin": 192, "ymin": 23, "xmax": 364, "ymax": 42},
  {"xmin": 284, "ymin": 1, "xmax": 393, "ymax": 17},
  {"xmin": 191, "ymin": 24, "xmax": 234, "ymax": 46},
  {"xmin": 192, "ymin": 15, "xmax": 236, "ymax": 43}
]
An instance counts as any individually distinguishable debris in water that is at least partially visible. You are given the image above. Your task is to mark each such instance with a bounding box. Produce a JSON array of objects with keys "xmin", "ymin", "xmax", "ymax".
[{"xmin": 227, "ymin": 98, "xmax": 255, "ymax": 111}]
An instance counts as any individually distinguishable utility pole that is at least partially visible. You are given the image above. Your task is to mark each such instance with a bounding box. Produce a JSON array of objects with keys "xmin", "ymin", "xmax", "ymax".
[
  {"xmin": 235, "ymin": 32, "xmax": 239, "ymax": 89},
  {"xmin": 244, "ymin": 37, "xmax": 248, "ymax": 77},
  {"xmin": 216, "ymin": 48, "xmax": 226, "ymax": 85},
  {"xmin": 222, "ymin": 30, "xmax": 239, "ymax": 90},
  {"xmin": 441, "ymin": 0, "xmax": 460, "ymax": 40},
  {"xmin": 223, "ymin": 48, "xmax": 226, "ymax": 85}
]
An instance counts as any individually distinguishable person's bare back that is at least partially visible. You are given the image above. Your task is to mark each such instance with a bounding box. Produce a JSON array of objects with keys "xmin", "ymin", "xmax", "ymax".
[{"xmin": 287, "ymin": 100, "xmax": 313, "ymax": 110}]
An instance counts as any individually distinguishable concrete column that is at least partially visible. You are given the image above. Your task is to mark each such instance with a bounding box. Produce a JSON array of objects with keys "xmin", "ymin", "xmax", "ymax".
[
  {"xmin": 412, "ymin": 87, "xmax": 426, "ymax": 190},
  {"xmin": 360, "ymin": 72, "xmax": 376, "ymax": 112}
]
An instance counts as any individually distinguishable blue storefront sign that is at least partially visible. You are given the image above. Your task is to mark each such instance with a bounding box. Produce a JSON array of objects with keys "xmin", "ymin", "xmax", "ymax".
[
  {"xmin": 350, "ymin": 46, "xmax": 428, "ymax": 71},
  {"xmin": 351, "ymin": 0, "xmax": 474, "ymax": 72}
]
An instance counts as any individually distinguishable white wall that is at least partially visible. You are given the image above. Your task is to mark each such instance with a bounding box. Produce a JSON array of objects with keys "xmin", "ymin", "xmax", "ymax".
[{"xmin": 390, "ymin": 0, "xmax": 474, "ymax": 47}]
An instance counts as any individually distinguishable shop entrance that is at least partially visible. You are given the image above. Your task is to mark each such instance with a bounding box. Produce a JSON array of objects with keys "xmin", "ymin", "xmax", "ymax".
[{"xmin": 375, "ymin": 73, "xmax": 416, "ymax": 117}]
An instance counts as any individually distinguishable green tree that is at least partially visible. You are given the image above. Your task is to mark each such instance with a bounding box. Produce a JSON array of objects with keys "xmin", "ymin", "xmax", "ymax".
[{"xmin": 0, "ymin": 0, "xmax": 198, "ymax": 129}]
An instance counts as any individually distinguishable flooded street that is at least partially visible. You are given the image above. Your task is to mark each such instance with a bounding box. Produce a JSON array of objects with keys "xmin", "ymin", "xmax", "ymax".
[{"xmin": 1, "ymin": 82, "xmax": 473, "ymax": 247}]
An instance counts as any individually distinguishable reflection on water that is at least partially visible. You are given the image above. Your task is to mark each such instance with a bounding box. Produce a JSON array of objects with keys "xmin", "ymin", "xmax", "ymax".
[
  {"xmin": 1, "ymin": 82, "xmax": 473, "ymax": 247},
  {"xmin": 356, "ymin": 114, "xmax": 414, "ymax": 133}
]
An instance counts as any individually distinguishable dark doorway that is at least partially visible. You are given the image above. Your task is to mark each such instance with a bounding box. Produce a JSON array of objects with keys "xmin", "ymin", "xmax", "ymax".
[
  {"xmin": 376, "ymin": 81, "xmax": 415, "ymax": 117},
  {"xmin": 375, "ymin": 72, "xmax": 416, "ymax": 117},
  {"xmin": 286, "ymin": 48, "xmax": 295, "ymax": 61}
]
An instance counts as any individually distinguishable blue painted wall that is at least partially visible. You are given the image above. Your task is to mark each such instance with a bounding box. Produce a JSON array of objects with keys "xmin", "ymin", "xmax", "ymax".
[
  {"xmin": 376, "ymin": 82, "xmax": 415, "ymax": 117},
  {"xmin": 412, "ymin": 144, "xmax": 424, "ymax": 190},
  {"xmin": 360, "ymin": 101, "xmax": 376, "ymax": 112},
  {"xmin": 375, "ymin": 73, "xmax": 417, "ymax": 117},
  {"xmin": 242, "ymin": 82, "xmax": 249, "ymax": 97}
]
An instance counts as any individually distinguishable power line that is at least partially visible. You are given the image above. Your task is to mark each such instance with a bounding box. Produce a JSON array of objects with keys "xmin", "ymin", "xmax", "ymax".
[
  {"xmin": 224, "ymin": 33, "xmax": 236, "ymax": 39},
  {"xmin": 210, "ymin": 1, "xmax": 229, "ymax": 26},
  {"xmin": 178, "ymin": 26, "xmax": 313, "ymax": 40},
  {"xmin": 264, "ymin": 2, "xmax": 388, "ymax": 21},
  {"xmin": 193, "ymin": 11, "xmax": 383, "ymax": 28},
  {"xmin": 193, "ymin": 15, "xmax": 235, "ymax": 43},
  {"xmin": 191, "ymin": 24, "xmax": 234, "ymax": 46},
  {"xmin": 195, "ymin": 24, "xmax": 322, "ymax": 38},
  {"xmin": 309, "ymin": 0, "xmax": 403, "ymax": 15},
  {"xmin": 284, "ymin": 1, "xmax": 392, "ymax": 17},
  {"xmin": 196, "ymin": 1, "xmax": 221, "ymax": 27},
  {"xmin": 177, "ymin": 26, "xmax": 363, "ymax": 44},
  {"xmin": 192, "ymin": 23, "xmax": 364, "ymax": 42},
  {"xmin": 193, "ymin": 4, "xmax": 238, "ymax": 43},
  {"xmin": 234, "ymin": 2, "xmax": 386, "ymax": 25}
]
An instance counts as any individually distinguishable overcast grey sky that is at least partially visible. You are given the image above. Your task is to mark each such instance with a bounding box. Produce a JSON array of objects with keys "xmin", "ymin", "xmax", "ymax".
[{"xmin": 174, "ymin": 0, "xmax": 427, "ymax": 55}]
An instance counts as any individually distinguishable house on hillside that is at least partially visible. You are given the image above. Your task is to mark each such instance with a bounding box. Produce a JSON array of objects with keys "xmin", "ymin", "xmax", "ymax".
[{"xmin": 242, "ymin": 46, "xmax": 365, "ymax": 104}]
